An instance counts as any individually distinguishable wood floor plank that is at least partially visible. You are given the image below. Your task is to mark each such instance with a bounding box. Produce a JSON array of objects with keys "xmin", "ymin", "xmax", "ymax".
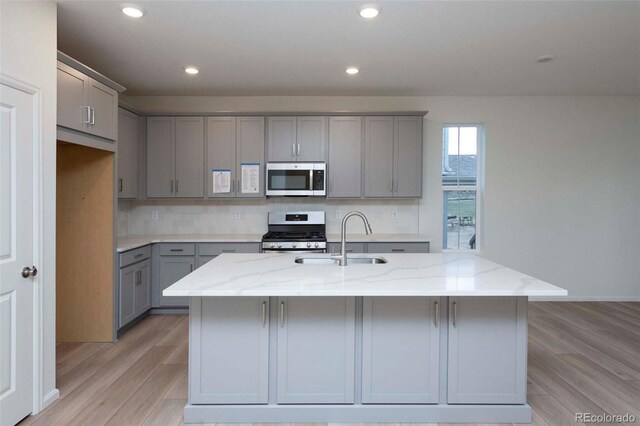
[
  {"xmin": 163, "ymin": 336, "xmax": 188, "ymax": 365},
  {"xmin": 528, "ymin": 395, "xmax": 576, "ymax": 426},
  {"xmin": 164, "ymin": 366, "xmax": 188, "ymax": 399},
  {"xmin": 142, "ymin": 398, "xmax": 187, "ymax": 426},
  {"xmin": 526, "ymin": 376, "xmax": 549, "ymax": 395},
  {"xmin": 157, "ymin": 315, "xmax": 189, "ymax": 346},
  {"xmin": 105, "ymin": 364, "xmax": 186, "ymax": 425}
]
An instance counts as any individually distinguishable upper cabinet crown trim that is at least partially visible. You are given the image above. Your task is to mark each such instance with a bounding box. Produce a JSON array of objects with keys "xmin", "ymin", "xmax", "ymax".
[
  {"xmin": 142, "ymin": 111, "xmax": 429, "ymax": 117},
  {"xmin": 58, "ymin": 51, "xmax": 126, "ymax": 93}
]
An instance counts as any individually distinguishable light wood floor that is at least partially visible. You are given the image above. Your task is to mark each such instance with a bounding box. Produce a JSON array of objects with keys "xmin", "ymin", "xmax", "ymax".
[{"xmin": 19, "ymin": 302, "xmax": 640, "ymax": 426}]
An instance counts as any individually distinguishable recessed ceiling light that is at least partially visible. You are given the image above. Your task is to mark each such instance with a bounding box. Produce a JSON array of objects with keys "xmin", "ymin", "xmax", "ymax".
[
  {"xmin": 184, "ymin": 66, "xmax": 199, "ymax": 75},
  {"xmin": 535, "ymin": 54, "xmax": 555, "ymax": 64},
  {"xmin": 359, "ymin": 5, "xmax": 380, "ymax": 19},
  {"xmin": 120, "ymin": 4, "xmax": 144, "ymax": 18},
  {"xmin": 346, "ymin": 66, "xmax": 359, "ymax": 75}
]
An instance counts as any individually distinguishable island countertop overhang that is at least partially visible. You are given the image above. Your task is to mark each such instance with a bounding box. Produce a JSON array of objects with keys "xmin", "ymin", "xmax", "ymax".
[{"xmin": 163, "ymin": 253, "xmax": 568, "ymax": 297}]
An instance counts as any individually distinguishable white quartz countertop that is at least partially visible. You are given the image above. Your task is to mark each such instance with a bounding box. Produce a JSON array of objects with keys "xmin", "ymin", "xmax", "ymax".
[
  {"xmin": 163, "ymin": 253, "xmax": 567, "ymax": 297},
  {"xmin": 117, "ymin": 233, "xmax": 430, "ymax": 252}
]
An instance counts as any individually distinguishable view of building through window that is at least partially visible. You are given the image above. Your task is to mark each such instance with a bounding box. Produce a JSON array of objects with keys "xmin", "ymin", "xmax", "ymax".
[{"xmin": 442, "ymin": 125, "xmax": 481, "ymax": 250}]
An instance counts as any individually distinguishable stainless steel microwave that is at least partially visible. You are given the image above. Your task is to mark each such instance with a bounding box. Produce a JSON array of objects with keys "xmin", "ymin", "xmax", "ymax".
[{"xmin": 265, "ymin": 162, "xmax": 326, "ymax": 197}]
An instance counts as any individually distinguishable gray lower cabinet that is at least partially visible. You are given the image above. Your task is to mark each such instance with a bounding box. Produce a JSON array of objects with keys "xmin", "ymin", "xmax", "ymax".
[
  {"xmin": 197, "ymin": 242, "xmax": 260, "ymax": 268},
  {"xmin": 154, "ymin": 244, "xmax": 196, "ymax": 307},
  {"xmin": 367, "ymin": 242, "xmax": 430, "ymax": 253},
  {"xmin": 191, "ymin": 297, "xmax": 269, "ymax": 404},
  {"xmin": 277, "ymin": 297, "xmax": 356, "ymax": 404},
  {"xmin": 118, "ymin": 258, "xmax": 151, "ymax": 328},
  {"xmin": 362, "ymin": 297, "xmax": 440, "ymax": 403},
  {"xmin": 196, "ymin": 255, "xmax": 216, "ymax": 269},
  {"xmin": 328, "ymin": 117, "xmax": 362, "ymax": 198},
  {"xmin": 447, "ymin": 297, "xmax": 527, "ymax": 404},
  {"xmin": 327, "ymin": 242, "xmax": 366, "ymax": 254}
]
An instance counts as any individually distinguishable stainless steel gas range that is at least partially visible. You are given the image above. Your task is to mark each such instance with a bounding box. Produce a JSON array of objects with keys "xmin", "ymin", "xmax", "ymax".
[{"xmin": 261, "ymin": 211, "xmax": 327, "ymax": 253}]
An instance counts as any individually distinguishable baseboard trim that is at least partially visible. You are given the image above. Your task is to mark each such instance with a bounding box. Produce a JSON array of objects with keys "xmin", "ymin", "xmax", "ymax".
[
  {"xmin": 529, "ymin": 296, "xmax": 640, "ymax": 302},
  {"xmin": 42, "ymin": 388, "xmax": 60, "ymax": 410}
]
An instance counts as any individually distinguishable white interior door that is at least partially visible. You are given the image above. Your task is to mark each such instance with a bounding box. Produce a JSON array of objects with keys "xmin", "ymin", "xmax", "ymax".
[{"xmin": 0, "ymin": 82, "xmax": 36, "ymax": 425}]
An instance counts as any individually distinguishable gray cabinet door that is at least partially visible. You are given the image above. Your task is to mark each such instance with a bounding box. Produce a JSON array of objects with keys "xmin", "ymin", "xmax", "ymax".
[
  {"xmin": 327, "ymin": 242, "xmax": 366, "ymax": 254},
  {"xmin": 117, "ymin": 108, "xmax": 139, "ymax": 199},
  {"xmin": 393, "ymin": 116, "xmax": 423, "ymax": 197},
  {"xmin": 362, "ymin": 297, "xmax": 440, "ymax": 403},
  {"xmin": 157, "ymin": 257, "xmax": 193, "ymax": 307},
  {"xmin": 277, "ymin": 297, "xmax": 356, "ymax": 404},
  {"xmin": 448, "ymin": 297, "xmax": 527, "ymax": 404},
  {"xmin": 367, "ymin": 242, "xmax": 430, "ymax": 253},
  {"xmin": 191, "ymin": 297, "xmax": 269, "ymax": 404},
  {"xmin": 328, "ymin": 117, "xmax": 362, "ymax": 198},
  {"xmin": 267, "ymin": 116, "xmax": 296, "ymax": 161},
  {"xmin": 146, "ymin": 117, "xmax": 175, "ymax": 198},
  {"xmin": 364, "ymin": 116, "xmax": 394, "ymax": 197},
  {"xmin": 118, "ymin": 265, "xmax": 136, "ymax": 328},
  {"xmin": 236, "ymin": 117, "xmax": 265, "ymax": 198},
  {"xmin": 134, "ymin": 259, "xmax": 151, "ymax": 316},
  {"xmin": 87, "ymin": 78, "xmax": 117, "ymax": 140},
  {"xmin": 296, "ymin": 116, "xmax": 327, "ymax": 161},
  {"xmin": 206, "ymin": 117, "xmax": 236, "ymax": 198},
  {"xmin": 57, "ymin": 62, "xmax": 89, "ymax": 133},
  {"xmin": 175, "ymin": 117, "xmax": 204, "ymax": 198}
]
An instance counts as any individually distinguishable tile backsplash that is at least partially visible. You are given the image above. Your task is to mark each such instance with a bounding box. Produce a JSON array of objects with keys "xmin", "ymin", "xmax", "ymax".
[{"xmin": 119, "ymin": 198, "xmax": 420, "ymax": 236}]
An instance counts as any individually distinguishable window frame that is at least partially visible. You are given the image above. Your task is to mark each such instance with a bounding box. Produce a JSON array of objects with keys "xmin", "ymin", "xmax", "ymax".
[{"xmin": 441, "ymin": 123, "xmax": 484, "ymax": 253}]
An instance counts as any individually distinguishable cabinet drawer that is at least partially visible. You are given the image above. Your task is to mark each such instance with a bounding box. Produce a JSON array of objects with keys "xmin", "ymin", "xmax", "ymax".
[
  {"xmin": 327, "ymin": 242, "xmax": 366, "ymax": 254},
  {"xmin": 198, "ymin": 242, "xmax": 260, "ymax": 256},
  {"xmin": 367, "ymin": 242, "xmax": 429, "ymax": 253},
  {"xmin": 160, "ymin": 243, "xmax": 195, "ymax": 256},
  {"xmin": 119, "ymin": 245, "xmax": 151, "ymax": 268}
]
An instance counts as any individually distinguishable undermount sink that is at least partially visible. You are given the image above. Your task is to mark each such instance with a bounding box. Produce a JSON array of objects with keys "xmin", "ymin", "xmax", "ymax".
[{"xmin": 295, "ymin": 256, "xmax": 388, "ymax": 265}]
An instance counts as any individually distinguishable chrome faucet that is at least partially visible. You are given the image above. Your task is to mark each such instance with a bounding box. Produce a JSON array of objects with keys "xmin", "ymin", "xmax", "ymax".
[{"xmin": 332, "ymin": 211, "xmax": 373, "ymax": 266}]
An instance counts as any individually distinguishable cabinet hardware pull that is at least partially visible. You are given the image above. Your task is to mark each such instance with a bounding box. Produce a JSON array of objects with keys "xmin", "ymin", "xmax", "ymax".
[
  {"xmin": 389, "ymin": 179, "xmax": 393, "ymax": 193},
  {"xmin": 292, "ymin": 143, "xmax": 296, "ymax": 158},
  {"xmin": 221, "ymin": 249, "xmax": 236, "ymax": 253},
  {"xmin": 237, "ymin": 179, "xmax": 241, "ymax": 194},
  {"xmin": 134, "ymin": 253, "xmax": 144, "ymax": 258},
  {"xmin": 297, "ymin": 144, "xmax": 300, "ymax": 156},
  {"xmin": 280, "ymin": 301, "xmax": 285, "ymax": 327},
  {"xmin": 231, "ymin": 179, "xmax": 235, "ymax": 193},
  {"xmin": 170, "ymin": 180, "xmax": 174, "ymax": 193},
  {"xmin": 262, "ymin": 301, "xmax": 267, "ymax": 326},
  {"xmin": 90, "ymin": 107, "xmax": 95, "ymax": 125},
  {"xmin": 452, "ymin": 301, "xmax": 458, "ymax": 327},
  {"xmin": 83, "ymin": 106, "xmax": 91, "ymax": 124},
  {"xmin": 175, "ymin": 180, "xmax": 179, "ymax": 193},
  {"xmin": 170, "ymin": 249, "xmax": 184, "ymax": 252},
  {"xmin": 190, "ymin": 264, "xmax": 194, "ymax": 272},
  {"xmin": 119, "ymin": 178, "xmax": 123, "ymax": 192},
  {"xmin": 394, "ymin": 180, "xmax": 398, "ymax": 192},
  {"xmin": 434, "ymin": 301, "xmax": 439, "ymax": 327},
  {"xmin": 391, "ymin": 248, "xmax": 405, "ymax": 252}
]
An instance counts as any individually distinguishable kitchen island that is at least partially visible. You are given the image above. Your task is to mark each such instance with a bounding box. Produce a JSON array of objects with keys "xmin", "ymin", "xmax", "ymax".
[{"xmin": 164, "ymin": 252, "xmax": 567, "ymax": 424}]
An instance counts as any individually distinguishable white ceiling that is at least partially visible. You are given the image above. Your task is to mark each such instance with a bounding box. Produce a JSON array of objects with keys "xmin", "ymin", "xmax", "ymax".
[{"xmin": 57, "ymin": 1, "xmax": 640, "ymax": 96}]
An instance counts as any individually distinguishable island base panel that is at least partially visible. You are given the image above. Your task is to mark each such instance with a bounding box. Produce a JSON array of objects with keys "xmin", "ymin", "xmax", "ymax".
[{"xmin": 184, "ymin": 404, "xmax": 532, "ymax": 423}]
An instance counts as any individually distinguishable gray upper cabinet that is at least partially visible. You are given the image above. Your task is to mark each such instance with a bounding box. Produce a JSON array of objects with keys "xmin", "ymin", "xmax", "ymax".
[
  {"xmin": 206, "ymin": 116, "xmax": 264, "ymax": 198},
  {"xmin": 175, "ymin": 117, "xmax": 205, "ymax": 198},
  {"xmin": 117, "ymin": 108, "xmax": 139, "ymax": 199},
  {"xmin": 267, "ymin": 116, "xmax": 327, "ymax": 162},
  {"xmin": 448, "ymin": 297, "xmax": 527, "ymax": 404},
  {"xmin": 393, "ymin": 116, "xmax": 423, "ymax": 197},
  {"xmin": 328, "ymin": 117, "xmax": 362, "ymax": 198},
  {"xmin": 147, "ymin": 117, "xmax": 204, "ymax": 198},
  {"xmin": 277, "ymin": 297, "xmax": 356, "ymax": 404},
  {"xmin": 364, "ymin": 116, "xmax": 394, "ymax": 197},
  {"xmin": 267, "ymin": 117, "xmax": 297, "ymax": 161},
  {"xmin": 362, "ymin": 297, "xmax": 440, "ymax": 404},
  {"xmin": 146, "ymin": 117, "xmax": 175, "ymax": 198},
  {"xmin": 191, "ymin": 297, "xmax": 269, "ymax": 404},
  {"xmin": 364, "ymin": 116, "xmax": 422, "ymax": 198},
  {"xmin": 56, "ymin": 61, "xmax": 117, "ymax": 140}
]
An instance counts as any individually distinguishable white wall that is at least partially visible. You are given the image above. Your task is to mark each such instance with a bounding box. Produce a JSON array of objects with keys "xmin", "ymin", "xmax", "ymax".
[
  {"xmin": 0, "ymin": 0, "xmax": 58, "ymax": 410},
  {"xmin": 124, "ymin": 95, "xmax": 640, "ymax": 300}
]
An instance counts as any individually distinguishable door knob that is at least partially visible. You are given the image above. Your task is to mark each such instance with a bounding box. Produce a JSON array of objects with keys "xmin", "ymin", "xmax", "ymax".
[{"xmin": 21, "ymin": 266, "xmax": 38, "ymax": 278}]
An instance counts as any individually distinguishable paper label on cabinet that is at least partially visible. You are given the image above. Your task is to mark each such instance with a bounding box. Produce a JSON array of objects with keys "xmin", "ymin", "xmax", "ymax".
[
  {"xmin": 212, "ymin": 169, "xmax": 231, "ymax": 193},
  {"xmin": 241, "ymin": 163, "xmax": 259, "ymax": 193}
]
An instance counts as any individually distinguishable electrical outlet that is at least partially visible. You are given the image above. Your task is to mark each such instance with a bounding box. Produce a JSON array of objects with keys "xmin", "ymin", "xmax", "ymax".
[
  {"xmin": 392, "ymin": 208, "xmax": 399, "ymax": 219},
  {"xmin": 235, "ymin": 211, "xmax": 241, "ymax": 220},
  {"xmin": 151, "ymin": 210, "xmax": 159, "ymax": 220},
  {"xmin": 336, "ymin": 209, "xmax": 342, "ymax": 219}
]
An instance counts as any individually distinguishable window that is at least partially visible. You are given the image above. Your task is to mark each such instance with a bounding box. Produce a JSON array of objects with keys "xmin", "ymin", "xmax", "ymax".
[{"xmin": 442, "ymin": 125, "xmax": 482, "ymax": 251}]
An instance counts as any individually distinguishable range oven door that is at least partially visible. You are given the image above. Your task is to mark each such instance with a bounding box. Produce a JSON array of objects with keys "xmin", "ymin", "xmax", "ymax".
[
  {"xmin": 261, "ymin": 248, "xmax": 326, "ymax": 254},
  {"xmin": 266, "ymin": 163, "xmax": 325, "ymax": 196}
]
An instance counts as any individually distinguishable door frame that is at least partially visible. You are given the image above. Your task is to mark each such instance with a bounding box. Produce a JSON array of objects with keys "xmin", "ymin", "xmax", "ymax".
[{"xmin": 1, "ymin": 73, "xmax": 50, "ymax": 414}]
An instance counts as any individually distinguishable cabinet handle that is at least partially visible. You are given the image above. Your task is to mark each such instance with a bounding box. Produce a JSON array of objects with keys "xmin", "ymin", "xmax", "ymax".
[
  {"xmin": 280, "ymin": 301, "xmax": 285, "ymax": 327},
  {"xmin": 452, "ymin": 301, "xmax": 458, "ymax": 327},
  {"xmin": 237, "ymin": 179, "xmax": 241, "ymax": 194},
  {"xmin": 391, "ymin": 248, "xmax": 405, "ymax": 252},
  {"xmin": 135, "ymin": 270, "xmax": 141, "ymax": 285},
  {"xmin": 262, "ymin": 301, "xmax": 267, "ymax": 326},
  {"xmin": 190, "ymin": 264, "xmax": 194, "ymax": 272},
  {"xmin": 433, "ymin": 300, "xmax": 439, "ymax": 327},
  {"xmin": 170, "ymin": 180, "xmax": 174, "ymax": 193},
  {"xmin": 83, "ymin": 106, "xmax": 91, "ymax": 124},
  {"xmin": 90, "ymin": 107, "xmax": 95, "ymax": 125},
  {"xmin": 170, "ymin": 249, "xmax": 184, "ymax": 252},
  {"xmin": 394, "ymin": 180, "xmax": 399, "ymax": 192},
  {"xmin": 134, "ymin": 253, "xmax": 144, "ymax": 258},
  {"xmin": 231, "ymin": 179, "xmax": 235, "ymax": 193},
  {"xmin": 221, "ymin": 249, "xmax": 236, "ymax": 253},
  {"xmin": 175, "ymin": 180, "xmax": 179, "ymax": 193},
  {"xmin": 292, "ymin": 143, "xmax": 296, "ymax": 158},
  {"xmin": 297, "ymin": 144, "xmax": 300, "ymax": 156},
  {"xmin": 119, "ymin": 178, "xmax": 123, "ymax": 192},
  {"xmin": 389, "ymin": 178, "xmax": 393, "ymax": 193}
]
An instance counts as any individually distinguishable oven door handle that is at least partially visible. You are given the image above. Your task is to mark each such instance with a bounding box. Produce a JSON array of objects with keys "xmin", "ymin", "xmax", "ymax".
[{"xmin": 262, "ymin": 249, "xmax": 326, "ymax": 254}]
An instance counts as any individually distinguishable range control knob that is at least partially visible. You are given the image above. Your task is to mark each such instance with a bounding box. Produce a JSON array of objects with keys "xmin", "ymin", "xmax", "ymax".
[
  {"xmin": 291, "ymin": 243, "xmax": 297, "ymax": 248},
  {"xmin": 270, "ymin": 243, "xmax": 275, "ymax": 248},
  {"xmin": 306, "ymin": 242, "xmax": 312, "ymax": 248},
  {"xmin": 314, "ymin": 242, "xmax": 319, "ymax": 248},
  {"xmin": 277, "ymin": 243, "xmax": 283, "ymax": 248}
]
